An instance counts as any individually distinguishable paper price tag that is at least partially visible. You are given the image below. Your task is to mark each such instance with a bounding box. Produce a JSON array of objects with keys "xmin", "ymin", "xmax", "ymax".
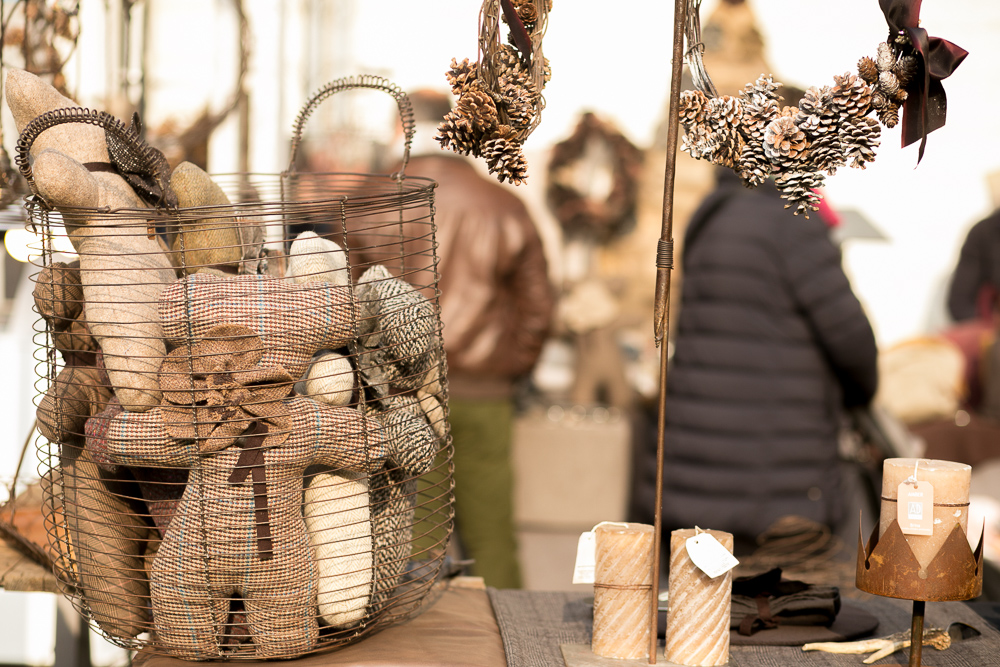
[
  {"xmin": 685, "ymin": 533, "xmax": 739, "ymax": 579},
  {"xmin": 572, "ymin": 531, "xmax": 596, "ymax": 584},
  {"xmin": 897, "ymin": 480, "xmax": 934, "ymax": 536}
]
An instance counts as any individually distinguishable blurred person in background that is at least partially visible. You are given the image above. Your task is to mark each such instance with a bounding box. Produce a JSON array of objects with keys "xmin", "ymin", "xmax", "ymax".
[
  {"xmin": 401, "ymin": 89, "xmax": 555, "ymax": 588},
  {"xmin": 632, "ymin": 155, "xmax": 878, "ymax": 557}
]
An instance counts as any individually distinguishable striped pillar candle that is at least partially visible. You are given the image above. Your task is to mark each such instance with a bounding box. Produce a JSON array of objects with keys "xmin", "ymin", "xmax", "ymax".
[
  {"xmin": 591, "ymin": 522, "xmax": 655, "ymax": 659},
  {"xmin": 666, "ymin": 528, "xmax": 733, "ymax": 666}
]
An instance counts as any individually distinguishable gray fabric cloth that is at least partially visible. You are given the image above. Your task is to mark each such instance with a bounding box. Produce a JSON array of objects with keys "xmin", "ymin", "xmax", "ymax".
[{"xmin": 488, "ymin": 589, "xmax": 1000, "ymax": 667}]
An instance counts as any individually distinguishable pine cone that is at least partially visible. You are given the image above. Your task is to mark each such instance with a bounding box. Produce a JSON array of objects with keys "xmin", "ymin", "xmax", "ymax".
[
  {"xmin": 446, "ymin": 58, "xmax": 478, "ymax": 95},
  {"xmin": 742, "ymin": 74, "xmax": 781, "ymax": 105},
  {"xmin": 436, "ymin": 110, "xmax": 481, "ymax": 157},
  {"xmin": 763, "ymin": 116, "xmax": 807, "ymax": 162},
  {"xmin": 858, "ymin": 56, "xmax": 879, "ymax": 84},
  {"xmin": 499, "ymin": 77, "xmax": 537, "ymax": 129},
  {"xmin": 841, "ymin": 116, "xmax": 881, "ymax": 169},
  {"xmin": 517, "ymin": 2, "xmax": 538, "ymax": 30},
  {"xmin": 775, "ymin": 171, "xmax": 824, "ymax": 216},
  {"xmin": 878, "ymin": 70, "xmax": 900, "ymax": 96},
  {"xmin": 876, "ymin": 42, "xmax": 895, "ymax": 72},
  {"xmin": 706, "ymin": 96, "xmax": 744, "ymax": 169},
  {"xmin": 876, "ymin": 102, "xmax": 900, "ymax": 129},
  {"xmin": 457, "ymin": 86, "xmax": 499, "ymax": 131},
  {"xmin": 894, "ymin": 55, "xmax": 919, "ymax": 87},
  {"xmin": 831, "ymin": 72, "xmax": 872, "ymax": 119},
  {"xmin": 483, "ymin": 127, "xmax": 529, "ymax": 185},
  {"xmin": 737, "ymin": 141, "xmax": 772, "ymax": 188},
  {"xmin": 681, "ymin": 124, "xmax": 714, "ymax": 161},
  {"xmin": 678, "ymin": 90, "xmax": 709, "ymax": 126}
]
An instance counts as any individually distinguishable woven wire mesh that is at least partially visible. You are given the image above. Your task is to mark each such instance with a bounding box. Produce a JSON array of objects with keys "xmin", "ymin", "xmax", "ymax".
[{"xmin": 25, "ymin": 95, "xmax": 454, "ymax": 659}]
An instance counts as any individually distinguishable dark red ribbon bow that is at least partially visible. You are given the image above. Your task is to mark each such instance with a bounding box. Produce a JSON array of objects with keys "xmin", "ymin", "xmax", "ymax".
[{"xmin": 879, "ymin": 0, "xmax": 968, "ymax": 161}]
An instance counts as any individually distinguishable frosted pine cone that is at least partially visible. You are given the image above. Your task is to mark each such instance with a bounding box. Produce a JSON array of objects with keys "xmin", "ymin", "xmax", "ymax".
[
  {"xmin": 737, "ymin": 141, "xmax": 772, "ymax": 188},
  {"xmin": 876, "ymin": 42, "xmax": 895, "ymax": 72},
  {"xmin": 763, "ymin": 116, "xmax": 807, "ymax": 162},
  {"xmin": 775, "ymin": 171, "xmax": 824, "ymax": 216},
  {"xmin": 681, "ymin": 124, "xmax": 714, "ymax": 161},
  {"xmin": 446, "ymin": 58, "xmax": 478, "ymax": 95},
  {"xmin": 678, "ymin": 90, "xmax": 709, "ymax": 126},
  {"xmin": 742, "ymin": 74, "xmax": 781, "ymax": 106},
  {"xmin": 878, "ymin": 70, "xmax": 900, "ymax": 96},
  {"xmin": 841, "ymin": 116, "xmax": 881, "ymax": 169},
  {"xmin": 831, "ymin": 72, "xmax": 872, "ymax": 119},
  {"xmin": 706, "ymin": 96, "xmax": 744, "ymax": 169}
]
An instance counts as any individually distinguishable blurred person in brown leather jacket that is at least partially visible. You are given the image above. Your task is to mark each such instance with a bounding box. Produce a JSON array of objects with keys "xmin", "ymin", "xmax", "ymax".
[{"xmin": 402, "ymin": 89, "xmax": 555, "ymax": 588}]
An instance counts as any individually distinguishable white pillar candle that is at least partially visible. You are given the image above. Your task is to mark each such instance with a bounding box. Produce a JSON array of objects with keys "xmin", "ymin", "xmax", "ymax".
[
  {"xmin": 879, "ymin": 458, "xmax": 971, "ymax": 571},
  {"xmin": 666, "ymin": 528, "xmax": 732, "ymax": 667},
  {"xmin": 592, "ymin": 522, "xmax": 655, "ymax": 660}
]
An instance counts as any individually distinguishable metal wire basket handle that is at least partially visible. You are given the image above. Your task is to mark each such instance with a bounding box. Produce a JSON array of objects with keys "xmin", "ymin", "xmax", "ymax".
[
  {"xmin": 286, "ymin": 74, "xmax": 415, "ymax": 179},
  {"xmin": 14, "ymin": 106, "xmax": 177, "ymax": 208}
]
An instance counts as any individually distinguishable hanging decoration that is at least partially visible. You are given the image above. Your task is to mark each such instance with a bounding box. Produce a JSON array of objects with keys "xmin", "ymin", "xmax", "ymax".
[
  {"xmin": 435, "ymin": 0, "xmax": 551, "ymax": 185},
  {"xmin": 546, "ymin": 111, "xmax": 643, "ymax": 242},
  {"xmin": 677, "ymin": 0, "xmax": 967, "ymax": 216}
]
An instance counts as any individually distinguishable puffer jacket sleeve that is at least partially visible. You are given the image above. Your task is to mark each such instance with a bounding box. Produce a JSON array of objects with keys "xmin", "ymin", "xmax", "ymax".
[{"xmin": 781, "ymin": 218, "xmax": 878, "ymax": 408}]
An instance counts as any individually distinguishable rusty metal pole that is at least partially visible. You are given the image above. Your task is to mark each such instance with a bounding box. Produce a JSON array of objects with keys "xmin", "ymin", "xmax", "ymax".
[{"xmin": 648, "ymin": 0, "xmax": 689, "ymax": 662}]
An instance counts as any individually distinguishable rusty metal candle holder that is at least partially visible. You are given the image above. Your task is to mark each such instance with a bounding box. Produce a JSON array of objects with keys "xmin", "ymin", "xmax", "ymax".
[{"xmin": 856, "ymin": 517, "xmax": 984, "ymax": 666}]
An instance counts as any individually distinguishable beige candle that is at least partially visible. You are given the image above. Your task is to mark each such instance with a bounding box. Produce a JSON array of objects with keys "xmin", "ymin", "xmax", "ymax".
[
  {"xmin": 666, "ymin": 528, "xmax": 733, "ymax": 667},
  {"xmin": 592, "ymin": 522, "xmax": 655, "ymax": 660},
  {"xmin": 879, "ymin": 458, "xmax": 971, "ymax": 571}
]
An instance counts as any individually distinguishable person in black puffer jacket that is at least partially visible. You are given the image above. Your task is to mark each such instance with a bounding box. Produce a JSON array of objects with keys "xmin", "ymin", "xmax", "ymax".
[{"xmin": 632, "ymin": 167, "xmax": 878, "ymax": 553}]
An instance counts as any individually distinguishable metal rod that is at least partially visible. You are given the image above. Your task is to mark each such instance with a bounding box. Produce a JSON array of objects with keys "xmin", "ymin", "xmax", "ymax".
[
  {"xmin": 648, "ymin": 0, "xmax": 689, "ymax": 662},
  {"xmin": 909, "ymin": 599, "xmax": 925, "ymax": 667}
]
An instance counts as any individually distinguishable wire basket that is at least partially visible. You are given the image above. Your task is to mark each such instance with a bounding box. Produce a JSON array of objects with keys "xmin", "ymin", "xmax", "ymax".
[{"xmin": 20, "ymin": 74, "xmax": 454, "ymax": 660}]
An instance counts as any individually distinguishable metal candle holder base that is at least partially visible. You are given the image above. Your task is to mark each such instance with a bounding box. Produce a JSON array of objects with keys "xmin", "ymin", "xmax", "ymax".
[{"xmin": 855, "ymin": 518, "xmax": 984, "ymax": 666}]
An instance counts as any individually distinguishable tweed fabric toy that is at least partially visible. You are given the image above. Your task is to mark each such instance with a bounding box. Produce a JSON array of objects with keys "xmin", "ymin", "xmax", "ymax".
[
  {"xmin": 37, "ymin": 365, "xmax": 113, "ymax": 447},
  {"xmin": 351, "ymin": 265, "xmax": 442, "ymax": 395},
  {"xmin": 303, "ymin": 470, "xmax": 372, "ymax": 628},
  {"xmin": 87, "ymin": 395, "xmax": 388, "ymax": 659},
  {"xmin": 8, "ymin": 70, "xmax": 175, "ymax": 411},
  {"xmin": 168, "ymin": 161, "xmax": 264, "ymax": 275},
  {"xmin": 158, "ymin": 273, "xmax": 356, "ymax": 381},
  {"xmin": 61, "ymin": 449, "xmax": 154, "ymax": 639},
  {"xmin": 158, "ymin": 324, "xmax": 294, "ymax": 453}
]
